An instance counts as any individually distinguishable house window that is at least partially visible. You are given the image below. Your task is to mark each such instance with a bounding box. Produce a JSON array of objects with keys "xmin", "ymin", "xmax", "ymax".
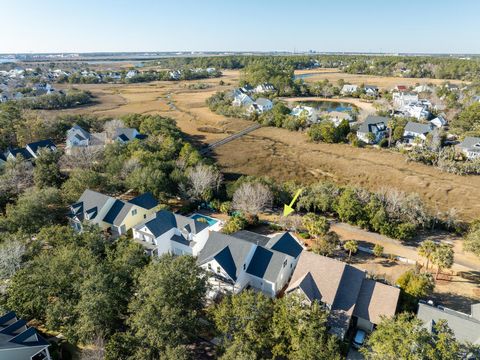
[
  {"xmin": 131, "ymin": 209, "xmax": 137, "ymax": 216},
  {"xmin": 216, "ymin": 266, "xmax": 221, "ymax": 274},
  {"xmin": 243, "ymin": 264, "xmax": 246, "ymax": 270},
  {"xmin": 283, "ymin": 259, "xmax": 287, "ymax": 268},
  {"xmin": 208, "ymin": 263, "xmax": 212, "ymax": 270},
  {"xmin": 144, "ymin": 214, "xmax": 147, "ymax": 219}
]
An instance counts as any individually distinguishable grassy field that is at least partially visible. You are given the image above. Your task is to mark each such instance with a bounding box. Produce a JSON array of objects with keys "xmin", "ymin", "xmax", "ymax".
[
  {"xmin": 295, "ymin": 68, "xmax": 467, "ymax": 89},
  {"xmin": 51, "ymin": 69, "xmax": 480, "ymax": 221}
]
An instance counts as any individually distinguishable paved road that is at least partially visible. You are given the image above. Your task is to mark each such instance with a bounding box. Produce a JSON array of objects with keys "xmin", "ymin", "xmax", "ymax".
[
  {"xmin": 200, "ymin": 123, "xmax": 261, "ymax": 155},
  {"xmin": 332, "ymin": 222, "xmax": 480, "ymax": 272}
]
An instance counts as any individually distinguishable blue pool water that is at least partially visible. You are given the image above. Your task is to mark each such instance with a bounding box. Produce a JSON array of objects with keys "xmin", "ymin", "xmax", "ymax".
[{"xmin": 191, "ymin": 214, "xmax": 218, "ymax": 226}]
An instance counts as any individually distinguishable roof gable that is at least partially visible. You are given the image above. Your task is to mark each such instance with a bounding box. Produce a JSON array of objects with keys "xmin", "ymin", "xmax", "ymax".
[
  {"xmin": 214, "ymin": 246, "xmax": 238, "ymax": 281},
  {"xmin": 246, "ymin": 246, "xmax": 273, "ymax": 279},
  {"xmin": 267, "ymin": 232, "xmax": 303, "ymax": 258},
  {"xmin": 128, "ymin": 192, "xmax": 158, "ymax": 209}
]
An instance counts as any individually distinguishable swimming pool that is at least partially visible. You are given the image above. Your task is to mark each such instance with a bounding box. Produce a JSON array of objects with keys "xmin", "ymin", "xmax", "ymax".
[{"xmin": 191, "ymin": 214, "xmax": 219, "ymax": 227}]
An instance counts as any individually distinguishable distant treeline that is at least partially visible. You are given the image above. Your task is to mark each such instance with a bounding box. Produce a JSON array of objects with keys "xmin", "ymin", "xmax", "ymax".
[
  {"xmin": 17, "ymin": 90, "xmax": 93, "ymax": 110},
  {"xmin": 147, "ymin": 55, "xmax": 480, "ymax": 80}
]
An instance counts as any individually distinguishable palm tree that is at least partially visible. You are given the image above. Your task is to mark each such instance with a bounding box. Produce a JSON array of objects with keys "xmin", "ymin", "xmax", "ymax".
[
  {"xmin": 418, "ymin": 240, "xmax": 436, "ymax": 271},
  {"xmin": 431, "ymin": 244, "xmax": 454, "ymax": 280},
  {"xmin": 344, "ymin": 240, "xmax": 358, "ymax": 261}
]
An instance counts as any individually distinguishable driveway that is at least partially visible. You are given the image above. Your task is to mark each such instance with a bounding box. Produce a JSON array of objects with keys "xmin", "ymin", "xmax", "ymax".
[{"xmin": 347, "ymin": 348, "xmax": 364, "ymax": 360}]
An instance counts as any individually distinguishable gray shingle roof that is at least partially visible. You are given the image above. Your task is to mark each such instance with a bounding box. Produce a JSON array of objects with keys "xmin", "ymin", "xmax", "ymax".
[
  {"xmin": 0, "ymin": 311, "xmax": 50, "ymax": 355},
  {"xmin": 246, "ymin": 246, "xmax": 290, "ymax": 283},
  {"xmin": 287, "ymin": 252, "xmax": 399, "ymax": 325},
  {"xmin": 136, "ymin": 210, "xmax": 208, "ymax": 238},
  {"xmin": 197, "ymin": 232, "xmax": 255, "ymax": 282},
  {"xmin": 68, "ymin": 125, "xmax": 90, "ymax": 141},
  {"xmin": 26, "ymin": 139, "xmax": 56, "ymax": 155},
  {"xmin": 458, "ymin": 136, "xmax": 480, "ymax": 153},
  {"xmin": 404, "ymin": 121, "xmax": 433, "ymax": 135},
  {"xmin": 417, "ymin": 303, "xmax": 480, "ymax": 344},
  {"xmin": 358, "ymin": 116, "xmax": 388, "ymax": 134},
  {"xmin": 232, "ymin": 230, "xmax": 270, "ymax": 247},
  {"xmin": 72, "ymin": 189, "xmax": 111, "ymax": 222},
  {"xmin": 266, "ymin": 232, "xmax": 303, "ymax": 258}
]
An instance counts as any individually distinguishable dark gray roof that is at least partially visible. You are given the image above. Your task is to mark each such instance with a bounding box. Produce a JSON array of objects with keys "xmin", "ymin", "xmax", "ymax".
[
  {"xmin": 459, "ymin": 136, "xmax": 480, "ymax": 153},
  {"xmin": 128, "ymin": 192, "xmax": 158, "ymax": 209},
  {"xmin": 358, "ymin": 116, "xmax": 388, "ymax": 133},
  {"xmin": 232, "ymin": 230, "xmax": 270, "ymax": 247},
  {"xmin": 26, "ymin": 139, "xmax": 56, "ymax": 155},
  {"xmin": 71, "ymin": 189, "xmax": 111, "ymax": 222},
  {"xmin": 68, "ymin": 125, "xmax": 90, "ymax": 141},
  {"xmin": 404, "ymin": 121, "xmax": 433, "ymax": 135},
  {"xmin": 417, "ymin": 303, "xmax": 480, "ymax": 344},
  {"xmin": 102, "ymin": 199, "xmax": 127, "ymax": 225},
  {"xmin": 246, "ymin": 246, "xmax": 290, "ymax": 283},
  {"xmin": 197, "ymin": 232, "xmax": 255, "ymax": 282},
  {"xmin": 114, "ymin": 128, "xmax": 145, "ymax": 142},
  {"xmin": 266, "ymin": 232, "xmax": 303, "ymax": 258},
  {"xmin": 214, "ymin": 247, "xmax": 238, "ymax": 280},
  {"xmin": 296, "ymin": 272, "xmax": 322, "ymax": 302},
  {"xmin": 170, "ymin": 234, "xmax": 190, "ymax": 246},
  {"xmin": 137, "ymin": 210, "xmax": 208, "ymax": 238},
  {"xmin": 6, "ymin": 147, "xmax": 33, "ymax": 160},
  {"xmin": 0, "ymin": 312, "xmax": 50, "ymax": 354},
  {"xmin": 255, "ymin": 98, "xmax": 272, "ymax": 107}
]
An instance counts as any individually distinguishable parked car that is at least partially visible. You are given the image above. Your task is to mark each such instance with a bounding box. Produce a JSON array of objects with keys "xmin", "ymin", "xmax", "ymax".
[{"xmin": 352, "ymin": 329, "xmax": 366, "ymax": 349}]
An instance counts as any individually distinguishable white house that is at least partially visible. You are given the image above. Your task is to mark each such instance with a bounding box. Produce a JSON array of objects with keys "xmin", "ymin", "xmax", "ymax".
[
  {"xmin": 132, "ymin": 210, "xmax": 211, "ymax": 256},
  {"xmin": 430, "ymin": 115, "xmax": 448, "ymax": 128},
  {"xmin": 254, "ymin": 83, "xmax": 275, "ymax": 94},
  {"xmin": 393, "ymin": 92, "xmax": 419, "ymax": 108},
  {"xmin": 197, "ymin": 231, "xmax": 304, "ymax": 298},
  {"xmin": 403, "ymin": 121, "xmax": 434, "ymax": 144},
  {"xmin": 232, "ymin": 93, "xmax": 254, "ymax": 107},
  {"xmin": 341, "ymin": 84, "xmax": 358, "ymax": 95},
  {"xmin": 248, "ymin": 98, "xmax": 273, "ymax": 114},
  {"xmin": 399, "ymin": 102, "xmax": 431, "ymax": 120},
  {"xmin": 458, "ymin": 136, "xmax": 480, "ymax": 160},
  {"xmin": 364, "ymin": 85, "xmax": 379, "ymax": 97},
  {"xmin": 5, "ymin": 139, "xmax": 57, "ymax": 161},
  {"xmin": 68, "ymin": 190, "xmax": 159, "ymax": 237},
  {"xmin": 291, "ymin": 105, "xmax": 317, "ymax": 123},
  {"xmin": 414, "ymin": 84, "xmax": 433, "ymax": 93},
  {"xmin": 66, "ymin": 125, "xmax": 91, "ymax": 149},
  {"xmin": 356, "ymin": 116, "xmax": 389, "ymax": 144},
  {"xmin": 125, "ymin": 70, "xmax": 139, "ymax": 79}
]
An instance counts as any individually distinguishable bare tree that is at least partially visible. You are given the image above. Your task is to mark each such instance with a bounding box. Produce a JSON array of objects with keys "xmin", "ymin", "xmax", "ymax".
[
  {"xmin": 181, "ymin": 164, "xmax": 222, "ymax": 202},
  {"xmin": 103, "ymin": 119, "xmax": 125, "ymax": 140},
  {"xmin": 0, "ymin": 157, "xmax": 34, "ymax": 195},
  {"xmin": 233, "ymin": 182, "xmax": 273, "ymax": 216},
  {"xmin": 60, "ymin": 146, "xmax": 104, "ymax": 171},
  {"xmin": 121, "ymin": 157, "xmax": 142, "ymax": 180},
  {"xmin": 0, "ymin": 240, "xmax": 25, "ymax": 280},
  {"xmin": 79, "ymin": 336, "xmax": 105, "ymax": 360}
]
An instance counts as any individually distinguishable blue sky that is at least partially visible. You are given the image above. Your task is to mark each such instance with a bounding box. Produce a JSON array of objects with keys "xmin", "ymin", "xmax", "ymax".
[{"xmin": 2, "ymin": 0, "xmax": 480, "ymax": 54}]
